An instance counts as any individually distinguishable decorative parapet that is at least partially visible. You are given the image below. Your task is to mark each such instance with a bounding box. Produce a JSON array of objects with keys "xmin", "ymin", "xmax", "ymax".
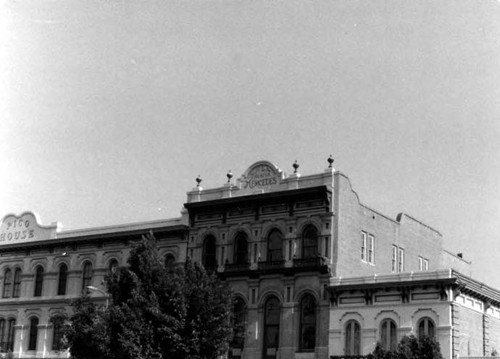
[
  {"xmin": 186, "ymin": 160, "xmax": 335, "ymax": 203},
  {"xmin": 0, "ymin": 212, "xmax": 61, "ymax": 245}
]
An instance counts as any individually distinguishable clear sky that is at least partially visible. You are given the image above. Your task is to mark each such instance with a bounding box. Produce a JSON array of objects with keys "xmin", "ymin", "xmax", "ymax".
[{"xmin": 1, "ymin": 0, "xmax": 499, "ymax": 287}]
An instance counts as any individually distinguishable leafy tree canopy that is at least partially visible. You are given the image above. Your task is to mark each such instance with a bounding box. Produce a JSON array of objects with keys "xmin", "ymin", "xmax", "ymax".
[
  {"xmin": 64, "ymin": 233, "xmax": 233, "ymax": 359},
  {"xmin": 372, "ymin": 335, "xmax": 443, "ymax": 359}
]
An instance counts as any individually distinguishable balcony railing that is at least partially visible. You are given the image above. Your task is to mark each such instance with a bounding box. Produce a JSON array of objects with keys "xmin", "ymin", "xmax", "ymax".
[
  {"xmin": 224, "ymin": 262, "xmax": 251, "ymax": 272},
  {"xmin": 258, "ymin": 260, "xmax": 286, "ymax": 273}
]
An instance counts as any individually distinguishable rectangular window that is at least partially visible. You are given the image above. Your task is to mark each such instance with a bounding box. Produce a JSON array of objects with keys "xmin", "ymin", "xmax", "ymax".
[
  {"xmin": 398, "ymin": 248, "xmax": 404, "ymax": 273},
  {"xmin": 367, "ymin": 234, "xmax": 375, "ymax": 264},
  {"xmin": 391, "ymin": 246, "xmax": 397, "ymax": 272},
  {"xmin": 361, "ymin": 232, "xmax": 367, "ymax": 261}
]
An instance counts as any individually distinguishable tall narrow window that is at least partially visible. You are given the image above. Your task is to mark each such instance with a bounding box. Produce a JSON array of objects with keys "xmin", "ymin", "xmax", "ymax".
[
  {"xmin": 57, "ymin": 264, "xmax": 68, "ymax": 295},
  {"xmin": 367, "ymin": 234, "xmax": 375, "ymax": 264},
  {"xmin": 267, "ymin": 229, "xmax": 283, "ymax": 262},
  {"xmin": 202, "ymin": 235, "xmax": 217, "ymax": 272},
  {"xmin": 13, "ymin": 269, "xmax": 21, "ymax": 298},
  {"xmin": 234, "ymin": 233, "xmax": 249, "ymax": 265},
  {"xmin": 418, "ymin": 317, "xmax": 435, "ymax": 339},
  {"xmin": 380, "ymin": 319, "xmax": 397, "ymax": 351},
  {"xmin": 263, "ymin": 296, "xmax": 280, "ymax": 357},
  {"xmin": 51, "ymin": 316, "xmax": 64, "ymax": 351},
  {"xmin": 81, "ymin": 262, "xmax": 93, "ymax": 293},
  {"xmin": 345, "ymin": 320, "xmax": 360, "ymax": 355},
  {"xmin": 3, "ymin": 269, "xmax": 12, "ymax": 298},
  {"xmin": 34, "ymin": 266, "xmax": 44, "ymax": 297},
  {"xmin": 0, "ymin": 319, "xmax": 5, "ymax": 352},
  {"xmin": 28, "ymin": 317, "xmax": 38, "ymax": 351},
  {"xmin": 302, "ymin": 226, "xmax": 318, "ymax": 259},
  {"xmin": 419, "ymin": 256, "xmax": 423, "ymax": 271},
  {"xmin": 361, "ymin": 232, "xmax": 367, "ymax": 261},
  {"xmin": 231, "ymin": 297, "xmax": 247, "ymax": 349},
  {"xmin": 423, "ymin": 259, "xmax": 429, "ymax": 271},
  {"xmin": 398, "ymin": 248, "xmax": 404, "ymax": 273},
  {"xmin": 6, "ymin": 319, "xmax": 15, "ymax": 351},
  {"xmin": 391, "ymin": 246, "xmax": 397, "ymax": 272},
  {"xmin": 164, "ymin": 254, "xmax": 175, "ymax": 272},
  {"xmin": 299, "ymin": 295, "xmax": 316, "ymax": 351}
]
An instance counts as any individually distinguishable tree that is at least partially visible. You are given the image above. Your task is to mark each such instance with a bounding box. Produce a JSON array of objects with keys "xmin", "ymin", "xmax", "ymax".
[
  {"xmin": 64, "ymin": 233, "xmax": 233, "ymax": 359},
  {"xmin": 372, "ymin": 335, "xmax": 443, "ymax": 359}
]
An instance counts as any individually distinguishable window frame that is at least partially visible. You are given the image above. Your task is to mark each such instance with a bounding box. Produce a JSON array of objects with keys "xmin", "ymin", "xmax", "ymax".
[
  {"xmin": 28, "ymin": 317, "xmax": 39, "ymax": 351},
  {"xmin": 361, "ymin": 232, "xmax": 367, "ymax": 261},
  {"xmin": 298, "ymin": 294, "xmax": 317, "ymax": 352},
  {"xmin": 367, "ymin": 234, "xmax": 375, "ymax": 264},
  {"xmin": 12, "ymin": 269, "xmax": 21, "ymax": 298},
  {"xmin": 202, "ymin": 235, "xmax": 217, "ymax": 271},
  {"xmin": 398, "ymin": 248, "xmax": 405, "ymax": 273},
  {"xmin": 417, "ymin": 317, "xmax": 435, "ymax": 339},
  {"xmin": 345, "ymin": 320, "xmax": 361, "ymax": 356},
  {"xmin": 302, "ymin": 226, "xmax": 319, "ymax": 259},
  {"xmin": 2, "ymin": 269, "xmax": 12, "ymax": 298},
  {"xmin": 81, "ymin": 262, "xmax": 93, "ymax": 293},
  {"xmin": 34, "ymin": 266, "xmax": 44, "ymax": 297},
  {"xmin": 266, "ymin": 229, "xmax": 283, "ymax": 262},
  {"xmin": 57, "ymin": 264, "xmax": 68, "ymax": 296},
  {"xmin": 380, "ymin": 319, "xmax": 397, "ymax": 351}
]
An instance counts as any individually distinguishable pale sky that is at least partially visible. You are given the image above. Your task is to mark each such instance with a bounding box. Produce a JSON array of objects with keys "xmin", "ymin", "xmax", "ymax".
[{"xmin": 1, "ymin": 0, "xmax": 499, "ymax": 288}]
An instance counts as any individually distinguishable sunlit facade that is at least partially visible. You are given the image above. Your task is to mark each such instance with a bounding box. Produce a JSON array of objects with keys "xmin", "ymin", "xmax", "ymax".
[{"xmin": 1, "ymin": 160, "xmax": 499, "ymax": 358}]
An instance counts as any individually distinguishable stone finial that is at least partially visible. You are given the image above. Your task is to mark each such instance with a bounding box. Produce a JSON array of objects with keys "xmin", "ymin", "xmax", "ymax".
[
  {"xmin": 293, "ymin": 160, "xmax": 299, "ymax": 174},
  {"xmin": 327, "ymin": 155, "xmax": 334, "ymax": 168},
  {"xmin": 196, "ymin": 175, "xmax": 202, "ymax": 187},
  {"xmin": 226, "ymin": 170, "xmax": 233, "ymax": 183}
]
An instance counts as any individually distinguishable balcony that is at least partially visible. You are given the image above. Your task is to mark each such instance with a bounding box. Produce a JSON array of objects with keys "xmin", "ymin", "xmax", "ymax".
[
  {"xmin": 293, "ymin": 256, "xmax": 329, "ymax": 273},
  {"xmin": 258, "ymin": 260, "xmax": 286, "ymax": 274}
]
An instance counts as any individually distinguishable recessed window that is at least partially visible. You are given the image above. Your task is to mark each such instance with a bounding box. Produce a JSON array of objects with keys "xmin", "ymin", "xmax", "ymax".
[
  {"xmin": 3, "ymin": 269, "xmax": 12, "ymax": 298},
  {"xmin": 1, "ymin": 318, "xmax": 16, "ymax": 352},
  {"xmin": 302, "ymin": 226, "xmax": 318, "ymax": 259},
  {"xmin": 267, "ymin": 229, "xmax": 283, "ymax": 261},
  {"xmin": 82, "ymin": 262, "xmax": 93, "ymax": 293},
  {"xmin": 345, "ymin": 320, "xmax": 361, "ymax": 355},
  {"xmin": 34, "ymin": 266, "xmax": 44, "ymax": 297},
  {"xmin": 418, "ymin": 317, "xmax": 435, "ymax": 339},
  {"xmin": 28, "ymin": 317, "xmax": 39, "ymax": 351},
  {"xmin": 13, "ymin": 269, "xmax": 21, "ymax": 298},
  {"xmin": 299, "ymin": 295, "xmax": 316, "ymax": 351},
  {"xmin": 380, "ymin": 319, "xmax": 397, "ymax": 351},
  {"xmin": 202, "ymin": 235, "xmax": 217, "ymax": 272},
  {"xmin": 367, "ymin": 234, "xmax": 375, "ymax": 264},
  {"xmin": 57, "ymin": 264, "xmax": 68, "ymax": 295}
]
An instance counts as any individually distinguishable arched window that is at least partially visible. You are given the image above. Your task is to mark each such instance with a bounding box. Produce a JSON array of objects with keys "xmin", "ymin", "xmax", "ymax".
[
  {"xmin": 234, "ymin": 233, "xmax": 249, "ymax": 264},
  {"xmin": 3, "ymin": 269, "xmax": 12, "ymax": 298},
  {"xmin": 380, "ymin": 319, "xmax": 397, "ymax": 351},
  {"xmin": 299, "ymin": 295, "xmax": 316, "ymax": 351},
  {"xmin": 263, "ymin": 297, "xmax": 280, "ymax": 356},
  {"xmin": 418, "ymin": 317, "xmax": 435, "ymax": 339},
  {"xmin": 231, "ymin": 297, "xmax": 247, "ymax": 349},
  {"xmin": 34, "ymin": 266, "xmax": 44, "ymax": 297},
  {"xmin": 108, "ymin": 259, "xmax": 119, "ymax": 273},
  {"xmin": 28, "ymin": 317, "xmax": 38, "ymax": 351},
  {"xmin": 202, "ymin": 235, "xmax": 217, "ymax": 271},
  {"xmin": 345, "ymin": 320, "xmax": 361, "ymax": 355},
  {"xmin": 267, "ymin": 229, "xmax": 283, "ymax": 262},
  {"xmin": 302, "ymin": 226, "xmax": 318, "ymax": 259},
  {"xmin": 57, "ymin": 264, "xmax": 68, "ymax": 296},
  {"xmin": 51, "ymin": 316, "xmax": 65, "ymax": 351},
  {"xmin": 2, "ymin": 318, "xmax": 15, "ymax": 352},
  {"xmin": 164, "ymin": 254, "xmax": 175, "ymax": 272},
  {"xmin": 13, "ymin": 269, "xmax": 22, "ymax": 298},
  {"xmin": 81, "ymin": 262, "xmax": 93, "ymax": 293}
]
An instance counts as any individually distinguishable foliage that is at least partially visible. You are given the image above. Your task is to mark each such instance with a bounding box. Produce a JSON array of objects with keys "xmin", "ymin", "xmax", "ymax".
[
  {"xmin": 64, "ymin": 233, "xmax": 233, "ymax": 359},
  {"xmin": 372, "ymin": 335, "xmax": 443, "ymax": 359}
]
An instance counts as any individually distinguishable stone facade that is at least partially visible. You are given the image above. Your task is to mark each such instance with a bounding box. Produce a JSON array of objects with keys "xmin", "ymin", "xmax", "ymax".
[{"xmin": 0, "ymin": 160, "xmax": 498, "ymax": 359}]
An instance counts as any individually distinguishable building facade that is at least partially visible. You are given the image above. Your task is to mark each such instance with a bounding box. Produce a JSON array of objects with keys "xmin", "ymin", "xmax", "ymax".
[{"xmin": 0, "ymin": 160, "xmax": 499, "ymax": 358}]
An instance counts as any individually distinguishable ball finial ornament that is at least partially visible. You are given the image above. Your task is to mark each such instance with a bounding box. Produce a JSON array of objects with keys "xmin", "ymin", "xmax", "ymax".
[
  {"xmin": 196, "ymin": 175, "xmax": 202, "ymax": 187},
  {"xmin": 226, "ymin": 170, "xmax": 233, "ymax": 183},
  {"xmin": 293, "ymin": 160, "xmax": 299, "ymax": 174},
  {"xmin": 327, "ymin": 155, "xmax": 334, "ymax": 168}
]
